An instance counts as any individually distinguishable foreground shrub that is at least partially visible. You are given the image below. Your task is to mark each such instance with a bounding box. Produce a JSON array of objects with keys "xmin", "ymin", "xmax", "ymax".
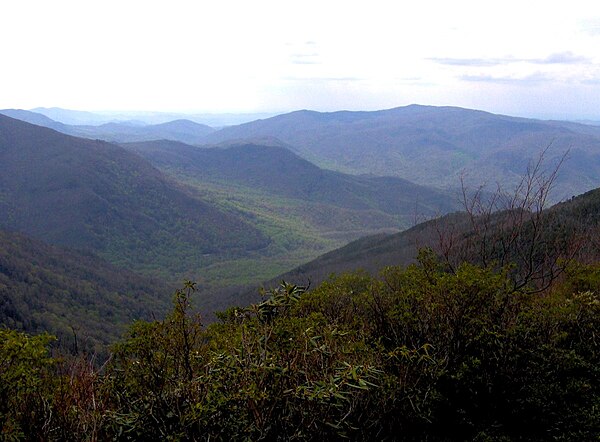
[{"xmin": 2, "ymin": 256, "xmax": 598, "ymax": 440}]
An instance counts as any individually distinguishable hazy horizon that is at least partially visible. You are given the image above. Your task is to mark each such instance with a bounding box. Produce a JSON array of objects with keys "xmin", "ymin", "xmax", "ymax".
[
  {"xmin": 14, "ymin": 104, "xmax": 600, "ymax": 125},
  {"xmin": 2, "ymin": 1, "xmax": 600, "ymax": 120}
]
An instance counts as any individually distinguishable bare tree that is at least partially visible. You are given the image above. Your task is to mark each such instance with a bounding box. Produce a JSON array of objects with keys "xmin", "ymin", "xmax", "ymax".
[{"xmin": 432, "ymin": 145, "xmax": 582, "ymax": 293}]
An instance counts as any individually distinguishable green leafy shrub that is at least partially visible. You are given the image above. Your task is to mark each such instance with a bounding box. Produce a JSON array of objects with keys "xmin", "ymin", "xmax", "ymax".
[
  {"xmin": 0, "ymin": 329, "xmax": 55, "ymax": 440},
  {"xmin": 1, "ymin": 255, "xmax": 598, "ymax": 440}
]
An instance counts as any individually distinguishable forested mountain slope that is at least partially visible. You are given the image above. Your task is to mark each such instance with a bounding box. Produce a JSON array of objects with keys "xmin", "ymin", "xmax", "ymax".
[
  {"xmin": 0, "ymin": 115, "xmax": 268, "ymax": 278},
  {"xmin": 124, "ymin": 140, "xmax": 458, "ymax": 219},
  {"xmin": 70, "ymin": 119, "xmax": 215, "ymax": 144},
  {"xmin": 202, "ymin": 105, "xmax": 600, "ymax": 200},
  {"xmin": 0, "ymin": 228, "xmax": 170, "ymax": 351},
  {"xmin": 275, "ymin": 186, "xmax": 600, "ymax": 288}
]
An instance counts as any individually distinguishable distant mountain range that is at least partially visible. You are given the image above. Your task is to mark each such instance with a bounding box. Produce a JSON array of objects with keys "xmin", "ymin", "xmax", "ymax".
[
  {"xmin": 71, "ymin": 119, "xmax": 215, "ymax": 144},
  {"xmin": 202, "ymin": 105, "xmax": 600, "ymax": 201},
  {"xmin": 5, "ymin": 105, "xmax": 600, "ymax": 202},
  {"xmin": 0, "ymin": 109, "xmax": 216, "ymax": 143},
  {"xmin": 0, "ymin": 109, "xmax": 69, "ymax": 131},
  {"xmin": 0, "ymin": 109, "xmax": 215, "ymax": 144},
  {"xmin": 30, "ymin": 107, "xmax": 276, "ymax": 127},
  {"xmin": 0, "ymin": 114, "xmax": 268, "ymax": 278}
]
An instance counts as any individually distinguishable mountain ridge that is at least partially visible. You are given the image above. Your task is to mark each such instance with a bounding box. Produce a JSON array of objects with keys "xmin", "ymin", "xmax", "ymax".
[
  {"xmin": 0, "ymin": 114, "xmax": 268, "ymax": 279},
  {"xmin": 201, "ymin": 104, "xmax": 600, "ymax": 200},
  {"xmin": 0, "ymin": 109, "xmax": 215, "ymax": 144},
  {"xmin": 274, "ymin": 186, "xmax": 600, "ymax": 288},
  {"xmin": 123, "ymin": 140, "xmax": 458, "ymax": 218}
]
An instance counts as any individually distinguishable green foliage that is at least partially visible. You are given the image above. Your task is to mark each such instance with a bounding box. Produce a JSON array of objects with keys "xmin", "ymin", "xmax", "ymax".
[
  {"xmin": 0, "ymin": 229, "xmax": 171, "ymax": 352},
  {"xmin": 0, "ymin": 329, "xmax": 55, "ymax": 440},
  {"xmin": 1, "ymin": 256, "xmax": 599, "ymax": 440},
  {"xmin": 105, "ymin": 281, "xmax": 204, "ymax": 440}
]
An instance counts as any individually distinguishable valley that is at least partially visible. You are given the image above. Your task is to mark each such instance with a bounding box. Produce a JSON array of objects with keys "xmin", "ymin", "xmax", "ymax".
[
  {"xmin": 3, "ymin": 2, "xmax": 598, "ymax": 438},
  {"xmin": 2, "ymin": 105, "xmax": 600, "ymax": 335},
  {"xmin": 121, "ymin": 139, "xmax": 458, "ymax": 288},
  {"xmin": 1, "ymin": 105, "xmax": 599, "ymax": 440}
]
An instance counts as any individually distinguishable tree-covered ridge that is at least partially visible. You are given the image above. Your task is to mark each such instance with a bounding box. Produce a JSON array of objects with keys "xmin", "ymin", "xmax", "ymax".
[
  {"xmin": 0, "ymin": 114, "xmax": 269, "ymax": 279},
  {"xmin": 0, "ymin": 229, "xmax": 171, "ymax": 353},
  {"xmin": 202, "ymin": 105, "xmax": 600, "ymax": 200},
  {"xmin": 123, "ymin": 140, "xmax": 457, "ymax": 218},
  {"xmin": 2, "ymin": 253, "xmax": 598, "ymax": 440}
]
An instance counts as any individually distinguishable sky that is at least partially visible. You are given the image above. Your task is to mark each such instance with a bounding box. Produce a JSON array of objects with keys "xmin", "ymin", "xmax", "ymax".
[{"xmin": 1, "ymin": 0, "xmax": 600, "ymax": 119}]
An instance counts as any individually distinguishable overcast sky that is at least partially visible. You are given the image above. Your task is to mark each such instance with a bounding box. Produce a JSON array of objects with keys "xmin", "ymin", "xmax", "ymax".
[{"xmin": 2, "ymin": 0, "xmax": 600, "ymax": 119}]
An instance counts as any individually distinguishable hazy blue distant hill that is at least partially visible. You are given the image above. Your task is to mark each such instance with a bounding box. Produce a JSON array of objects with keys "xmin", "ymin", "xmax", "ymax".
[
  {"xmin": 124, "ymin": 140, "xmax": 458, "ymax": 218},
  {"xmin": 574, "ymin": 119, "xmax": 600, "ymax": 127},
  {"xmin": 71, "ymin": 118, "xmax": 215, "ymax": 144},
  {"xmin": 202, "ymin": 105, "xmax": 600, "ymax": 200},
  {"xmin": 0, "ymin": 108, "xmax": 68, "ymax": 131},
  {"xmin": 1, "ymin": 109, "xmax": 216, "ymax": 144},
  {"xmin": 31, "ymin": 107, "xmax": 113, "ymax": 125},
  {"xmin": 0, "ymin": 114, "xmax": 268, "ymax": 278},
  {"xmin": 0, "ymin": 228, "xmax": 171, "ymax": 350},
  {"xmin": 31, "ymin": 107, "xmax": 276, "ymax": 126}
]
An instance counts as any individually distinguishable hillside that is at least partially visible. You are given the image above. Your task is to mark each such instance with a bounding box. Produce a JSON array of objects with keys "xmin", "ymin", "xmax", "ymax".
[
  {"xmin": 0, "ymin": 228, "xmax": 171, "ymax": 351},
  {"xmin": 31, "ymin": 107, "xmax": 114, "ymax": 125},
  {"xmin": 274, "ymin": 186, "xmax": 600, "ymax": 289},
  {"xmin": 0, "ymin": 114, "xmax": 268, "ymax": 279},
  {"xmin": 203, "ymin": 184, "xmax": 600, "ymax": 313},
  {"xmin": 119, "ymin": 140, "xmax": 460, "ymax": 289},
  {"xmin": 0, "ymin": 108, "xmax": 69, "ymax": 131},
  {"xmin": 124, "ymin": 140, "xmax": 458, "ymax": 219},
  {"xmin": 202, "ymin": 105, "xmax": 600, "ymax": 200}
]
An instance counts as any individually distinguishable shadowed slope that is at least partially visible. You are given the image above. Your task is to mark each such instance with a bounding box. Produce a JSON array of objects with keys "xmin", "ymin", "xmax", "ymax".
[{"xmin": 0, "ymin": 115, "xmax": 268, "ymax": 277}]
